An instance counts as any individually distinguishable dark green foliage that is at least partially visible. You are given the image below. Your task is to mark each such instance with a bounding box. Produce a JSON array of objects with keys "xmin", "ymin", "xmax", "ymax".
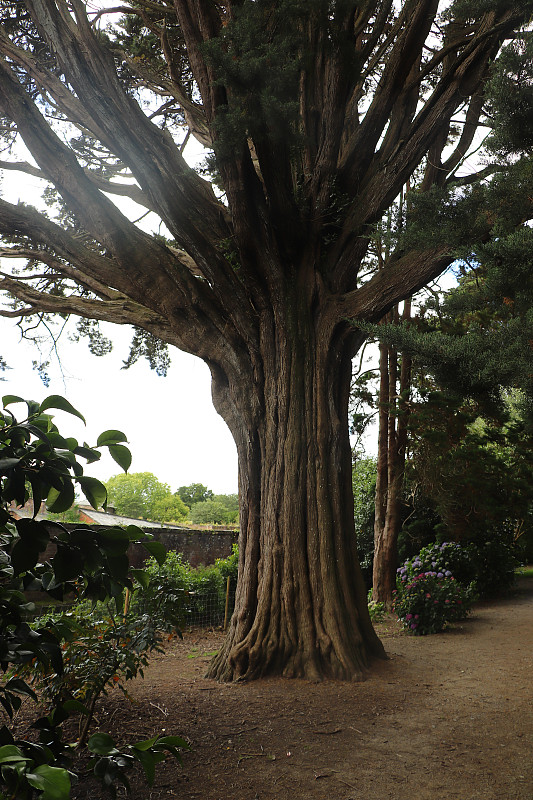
[
  {"xmin": 202, "ymin": 0, "xmax": 304, "ymax": 156},
  {"xmin": 121, "ymin": 329, "xmax": 171, "ymax": 377},
  {"xmin": 469, "ymin": 529, "xmax": 519, "ymax": 598},
  {"xmin": 177, "ymin": 483, "xmax": 214, "ymax": 508},
  {"xmin": 406, "ymin": 388, "xmax": 533, "ymax": 546},
  {"xmin": 352, "ymin": 457, "xmax": 377, "ymax": 588},
  {"xmin": 485, "ymin": 34, "xmax": 533, "ymax": 156}
]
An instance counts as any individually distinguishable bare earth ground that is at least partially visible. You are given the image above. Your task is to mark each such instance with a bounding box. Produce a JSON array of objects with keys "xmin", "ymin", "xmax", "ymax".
[{"xmin": 21, "ymin": 577, "xmax": 533, "ymax": 799}]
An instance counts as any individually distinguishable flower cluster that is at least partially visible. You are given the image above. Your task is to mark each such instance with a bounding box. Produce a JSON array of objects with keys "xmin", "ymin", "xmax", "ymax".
[
  {"xmin": 398, "ymin": 541, "xmax": 473, "ymax": 586},
  {"xmin": 393, "ymin": 570, "xmax": 473, "ymax": 635}
]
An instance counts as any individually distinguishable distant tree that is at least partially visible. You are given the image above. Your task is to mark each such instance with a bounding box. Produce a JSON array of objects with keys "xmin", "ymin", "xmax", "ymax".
[
  {"xmin": 153, "ymin": 494, "xmax": 190, "ymax": 524},
  {"xmin": 190, "ymin": 494, "xmax": 239, "ymax": 525},
  {"xmin": 177, "ymin": 483, "xmax": 214, "ymax": 508},
  {"xmin": 105, "ymin": 472, "xmax": 188, "ymax": 522}
]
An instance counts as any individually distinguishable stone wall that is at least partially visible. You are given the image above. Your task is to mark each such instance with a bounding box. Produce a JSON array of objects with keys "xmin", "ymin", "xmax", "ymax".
[{"xmin": 127, "ymin": 527, "xmax": 238, "ymax": 568}]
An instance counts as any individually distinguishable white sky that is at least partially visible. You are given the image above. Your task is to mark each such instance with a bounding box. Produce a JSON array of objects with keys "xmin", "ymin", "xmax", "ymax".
[{"xmin": 0, "ymin": 317, "xmax": 239, "ymax": 494}]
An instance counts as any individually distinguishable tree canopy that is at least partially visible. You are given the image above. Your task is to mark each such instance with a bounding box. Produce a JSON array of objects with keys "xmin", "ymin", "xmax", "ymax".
[
  {"xmin": 0, "ymin": 0, "xmax": 531, "ymax": 681},
  {"xmin": 106, "ymin": 472, "xmax": 189, "ymax": 522},
  {"xmin": 190, "ymin": 493, "xmax": 239, "ymax": 525},
  {"xmin": 177, "ymin": 483, "xmax": 214, "ymax": 508}
]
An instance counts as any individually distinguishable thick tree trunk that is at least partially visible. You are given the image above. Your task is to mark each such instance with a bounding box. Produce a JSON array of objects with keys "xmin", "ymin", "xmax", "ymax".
[{"xmin": 207, "ymin": 284, "xmax": 385, "ymax": 681}]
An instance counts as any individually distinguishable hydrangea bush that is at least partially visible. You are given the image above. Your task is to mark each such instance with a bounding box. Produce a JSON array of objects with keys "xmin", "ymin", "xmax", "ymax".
[
  {"xmin": 393, "ymin": 571, "xmax": 474, "ymax": 635},
  {"xmin": 397, "ymin": 541, "xmax": 475, "ymax": 587}
]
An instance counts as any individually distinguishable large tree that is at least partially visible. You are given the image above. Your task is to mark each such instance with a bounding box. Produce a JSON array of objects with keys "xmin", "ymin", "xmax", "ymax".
[{"xmin": 0, "ymin": 0, "xmax": 531, "ymax": 681}]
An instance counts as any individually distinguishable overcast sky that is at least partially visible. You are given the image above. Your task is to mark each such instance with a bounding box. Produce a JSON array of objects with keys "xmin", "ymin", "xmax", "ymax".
[{"xmin": 0, "ymin": 316, "xmax": 240, "ymax": 494}]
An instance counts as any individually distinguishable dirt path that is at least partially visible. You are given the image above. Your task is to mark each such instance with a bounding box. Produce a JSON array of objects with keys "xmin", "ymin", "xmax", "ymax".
[{"xmin": 70, "ymin": 578, "xmax": 533, "ymax": 799}]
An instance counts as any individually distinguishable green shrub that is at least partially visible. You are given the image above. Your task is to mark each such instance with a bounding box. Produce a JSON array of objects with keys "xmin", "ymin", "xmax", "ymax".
[
  {"xmin": 470, "ymin": 528, "xmax": 519, "ymax": 597},
  {"xmin": 132, "ymin": 545, "xmax": 239, "ymax": 627},
  {"xmin": 352, "ymin": 458, "xmax": 376, "ymax": 588},
  {"xmin": 393, "ymin": 572, "xmax": 473, "ymax": 635},
  {"xmin": 397, "ymin": 541, "xmax": 474, "ymax": 587},
  {"xmin": 367, "ymin": 591, "xmax": 386, "ymax": 623},
  {"xmin": 397, "ymin": 535, "xmax": 519, "ymax": 599}
]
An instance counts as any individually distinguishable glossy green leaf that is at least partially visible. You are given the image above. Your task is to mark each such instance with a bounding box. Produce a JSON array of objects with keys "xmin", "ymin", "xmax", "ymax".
[
  {"xmin": 154, "ymin": 735, "xmax": 190, "ymax": 750},
  {"xmin": 130, "ymin": 569, "xmax": 150, "ymax": 589},
  {"xmin": 108, "ymin": 444, "xmax": 132, "ymax": 473},
  {"xmin": 141, "ymin": 540, "xmax": 167, "ymax": 566},
  {"xmin": 10, "ymin": 539, "xmax": 40, "ymax": 575},
  {"xmin": 132, "ymin": 735, "xmax": 159, "ymax": 752},
  {"xmin": 2, "ymin": 395, "xmax": 25, "ymax": 408},
  {"xmin": 53, "ymin": 545, "xmax": 84, "ymax": 582},
  {"xmin": 26, "ymin": 764, "xmax": 71, "ymax": 800},
  {"xmin": 126, "ymin": 524, "xmax": 149, "ymax": 540},
  {"xmin": 77, "ymin": 476, "xmax": 107, "ymax": 510},
  {"xmin": 131, "ymin": 748, "xmax": 163, "ymax": 787},
  {"xmin": 0, "ymin": 744, "xmax": 30, "ymax": 763},
  {"xmin": 96, "ymin": 429, "xmax": 128, "ymax": 446},
  {"xmin": 61, "ymin": 699, "xmax": 89, "ymax": 715},
  {"xmin": 74, "ymin": 445, "xmax": 101, "ymax": 463},
  {"xmin": 0, "ymin": 457, "xmax": 20, "ymax": 473},
  {"xmin": 4, "ymin": 678, "xmax": 38, "ymax": 702},
  {"xmin": 39, "ymin": 395, "xmax": 86, "ymax": 424},
  {"xmin": 46, "ymin": 481, "xmax": 75, "ymax": 514},
  {"xmin": 87, "ymin": 732, "xmax": 118, "ymax": 756}
]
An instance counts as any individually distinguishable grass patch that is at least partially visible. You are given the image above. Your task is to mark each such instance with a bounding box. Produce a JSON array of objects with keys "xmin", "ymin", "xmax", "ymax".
[{"xmin": 516, "ymin": 566, "xmax": 533, "ymax": 578}]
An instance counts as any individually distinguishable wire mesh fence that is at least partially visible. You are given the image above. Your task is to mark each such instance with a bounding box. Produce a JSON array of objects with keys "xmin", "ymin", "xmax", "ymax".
[{"xmin": 181, "ymin": 587, "xmax": 236, "ymax": 629}]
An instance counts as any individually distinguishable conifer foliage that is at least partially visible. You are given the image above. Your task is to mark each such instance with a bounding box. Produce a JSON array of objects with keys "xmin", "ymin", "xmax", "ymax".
[{"xmin": 0, "ymin": 1, "xmax": 531, "ymax": 680}]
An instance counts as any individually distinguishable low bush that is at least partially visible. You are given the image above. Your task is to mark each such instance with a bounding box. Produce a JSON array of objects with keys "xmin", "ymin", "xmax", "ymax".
[
  {"xmin": 398, "ymin": 541, "xmax": 474, "ymax": 587},
  {"xmin": 470, "ymin": 529, "xmax": 519, "ymax": 597},
  {"xmin": 398, "ymin": 535, "xmax": 519, "ymax": 600},
  {"xmin": 393, "ymin": 571, "xmax": 474, "ymax": 635},
  {"xmin": 132, "ymin": 545, "xmax": 239, "ymax": 628}
]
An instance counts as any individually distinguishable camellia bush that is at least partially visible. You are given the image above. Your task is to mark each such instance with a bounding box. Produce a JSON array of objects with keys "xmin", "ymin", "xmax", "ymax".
[{"xmin": 0, "ymin": 395, "xmax": 188, "ymax": 799}]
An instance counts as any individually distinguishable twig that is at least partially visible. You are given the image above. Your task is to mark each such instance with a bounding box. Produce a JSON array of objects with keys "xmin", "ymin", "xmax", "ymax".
[{"xmin": 312, "ymin": 727, "xmax": 342, "ymax": 735}]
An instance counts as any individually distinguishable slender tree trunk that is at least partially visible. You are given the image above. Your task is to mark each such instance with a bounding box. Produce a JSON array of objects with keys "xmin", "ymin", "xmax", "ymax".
[
  {"xmin": 207, "ymin": 282, "xmax": 385, "ymax": 681},
  {"xmin": 372, "ymin": 301, "xmax": 412, "ymax": 606}
]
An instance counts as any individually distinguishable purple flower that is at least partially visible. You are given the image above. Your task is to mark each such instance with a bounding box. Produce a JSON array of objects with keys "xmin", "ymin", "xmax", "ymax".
[
  {"xmin": 445, "ymin": 570, "xmax": 452, "ymax": 577},
  {"xmin": 437, "ymin": 572, "xmax": 444, "ymax": 578},
  {"xmin": 410, "ymin": 623, "xmax": 417, "ymax": 630},
  {"xmin": 406, "ymin": 613, "xmax": 413, "ymax": 620}
]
